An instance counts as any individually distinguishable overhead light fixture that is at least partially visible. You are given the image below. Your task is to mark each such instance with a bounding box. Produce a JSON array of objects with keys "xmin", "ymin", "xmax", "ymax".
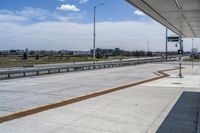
[{"xmin": 174, "ymin": 0, "xmax": 181, "ymax": 9}]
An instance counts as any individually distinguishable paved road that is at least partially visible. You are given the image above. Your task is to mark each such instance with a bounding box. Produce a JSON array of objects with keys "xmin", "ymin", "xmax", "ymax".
[{"xmin": 0, "ymin": 63, "xmax": 175, "ymax": 116}]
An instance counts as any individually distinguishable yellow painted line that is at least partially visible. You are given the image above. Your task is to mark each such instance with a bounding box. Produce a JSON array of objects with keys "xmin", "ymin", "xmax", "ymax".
[{"xmin": 0, "ymin": 68, "xmax": 178, "ymax": 123}]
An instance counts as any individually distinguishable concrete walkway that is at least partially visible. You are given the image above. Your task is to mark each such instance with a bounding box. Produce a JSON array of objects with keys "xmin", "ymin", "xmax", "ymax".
[
  {"xmin": 0, "ymin": 63, "xmax": 174, "ymax": 116},
  {"xmin": 0, "ymin": 63, "xmax": 200, "ymax": 133}
]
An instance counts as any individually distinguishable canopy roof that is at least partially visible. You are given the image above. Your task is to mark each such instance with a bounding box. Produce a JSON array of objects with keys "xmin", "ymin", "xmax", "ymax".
[{"xmin": 127, "ymin": 0, "xmax": 200, "ymax": 38}]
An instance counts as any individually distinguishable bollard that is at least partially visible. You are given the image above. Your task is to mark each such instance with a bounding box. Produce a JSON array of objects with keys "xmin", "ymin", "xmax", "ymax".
[
  {"xmin": 23, "ymin": 72, "xmax": 26, "ymax": 77},
  {"xmin": 8, "ymin": 73, "xmax": 10, "ymax": 79}
]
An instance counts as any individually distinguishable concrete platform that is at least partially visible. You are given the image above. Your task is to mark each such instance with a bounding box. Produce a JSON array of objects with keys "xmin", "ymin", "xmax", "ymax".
[
  {"xmin": 0, "ymin": 63, "xmax": 174, "ymax": 116},
  {"xmin": 0, "ymin": 63, "xmax": 200, "ymax": 133}
]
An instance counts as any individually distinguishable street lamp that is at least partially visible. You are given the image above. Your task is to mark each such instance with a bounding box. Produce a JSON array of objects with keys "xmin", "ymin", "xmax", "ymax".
[{"xmin": 93, "ymin": 3, "xmax": 105, "ymax": 64}]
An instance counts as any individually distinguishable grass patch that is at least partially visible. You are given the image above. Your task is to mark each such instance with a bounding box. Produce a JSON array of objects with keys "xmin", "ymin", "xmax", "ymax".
[
  {"xmin": 0, "ymin": 55, "xmax": 133, "ymax": 68},
  {"xmin": 184, "ymin": 57, "xmax": 200, "ymax": 62}
]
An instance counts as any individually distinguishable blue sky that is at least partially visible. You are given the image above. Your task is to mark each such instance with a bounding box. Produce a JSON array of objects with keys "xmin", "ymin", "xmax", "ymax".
[
  {"xmin": 0, "ymin": 0, "xmax": 148, "ymax": 23},
  {"xmin": 0, "ymin": 0, "xmax": 198, "ymax": 51}
]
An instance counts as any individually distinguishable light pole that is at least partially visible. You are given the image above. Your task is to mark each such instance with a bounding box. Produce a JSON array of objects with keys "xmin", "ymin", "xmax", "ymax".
[{"xmin": 93, "ymin": 3, "xmax": 105, "ymax": 64}]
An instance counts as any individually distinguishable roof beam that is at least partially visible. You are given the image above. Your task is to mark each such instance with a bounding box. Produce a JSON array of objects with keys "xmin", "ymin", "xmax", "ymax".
[{"xmin": 127, "ymin": 0, "xmax": 200, "ymax": 38}]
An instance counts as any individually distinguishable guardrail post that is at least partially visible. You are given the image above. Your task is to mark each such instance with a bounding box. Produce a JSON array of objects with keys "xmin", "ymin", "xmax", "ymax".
[
  {"xmin": 36, "ymin": 71, "xmax": 39, "ymax": 76},
  {"xmin": 8, "ymin": 73, "xmax": 10, "ymax": 79}
]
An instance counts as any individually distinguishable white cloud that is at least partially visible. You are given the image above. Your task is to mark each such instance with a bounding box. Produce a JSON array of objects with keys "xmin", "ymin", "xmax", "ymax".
[
  {"xmin": 0, "ymin": 7, "xmax": 81, "ymax": 24},
  {"xmin": 79, "ymin": 0, "xmax": 89, "ymax": 4},
  {"xmin": 0, "ymin": 9, "xmax": 197, "ymax": 51},
  {"xmin": 134, "ymin": 9, "xmax": 146, "ymax": 16},
  {"xmin": 57, "ymin": 0, "xmax": 89, "ymax": 4},
  {"xmin": 0, "ymin": 10, "xmax": 27, "ymax": 23},
  {"xmin": 16, "ymin": 7, "xmax": 49, "ymax": 21},
  {"xmin": 0, "ymin": 8, "xmax": 50, "ymax": 23},
  {"xmin": 0, "ymin": 20, "xmax": 169, "ymax": 51},
  {"xmin": 57, "ymin": 4, "xmax": 80, "ymax": 12},
  {"xmin": 56, "ymin": 16, "xmax": 74, "ymax": 22},
  {"xmin": 0, "ymin": 14, "xmax": 27, "ymax": 22},
  {"xmin": 1, "ymin": 20, "xmax": 198, "ymax": 51}
]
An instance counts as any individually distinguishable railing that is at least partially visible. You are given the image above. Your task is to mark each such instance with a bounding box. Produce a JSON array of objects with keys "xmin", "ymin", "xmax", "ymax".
[{"xmin": 0, "ymin": 58, "xmax": 174, "ymax": 80}]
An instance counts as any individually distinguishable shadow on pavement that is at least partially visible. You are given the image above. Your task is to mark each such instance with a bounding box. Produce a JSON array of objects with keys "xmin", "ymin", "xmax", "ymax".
[{"xmin": 156, "ymin": 91, "xmax": 200, "ymax": 133}]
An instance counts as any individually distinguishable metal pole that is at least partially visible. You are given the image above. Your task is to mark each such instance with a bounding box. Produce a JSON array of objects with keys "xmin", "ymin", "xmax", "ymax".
[
  {"xmin": 192, "ymin": 38, "xmax": 194, "ymax": 68},
  {"xmin": 179, "ymin": 60, "xmax": 182, "ymax": 77},
  {"xmin": 179, "ymin": 36, "xmax": 182, "ymax": 78},
  {"xmin": 165, "ymin": 27, "xmax": 168, "ymax": 60},
  {"xmin": 93, "ymin": 6, "xmax": 96, "ymax": 64},
  {"xmin": 93, "ymin": 3, "xmax": 105, "ymax": 64}
]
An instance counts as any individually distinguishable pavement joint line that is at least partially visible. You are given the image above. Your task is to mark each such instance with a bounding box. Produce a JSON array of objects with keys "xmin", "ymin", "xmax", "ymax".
[{"xmin": 0, "ymin": 67, "xmax": 179, "ymax": 124}]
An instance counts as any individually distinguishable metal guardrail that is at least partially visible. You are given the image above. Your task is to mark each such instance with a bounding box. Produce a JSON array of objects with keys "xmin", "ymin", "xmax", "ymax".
[{"xmin": 0, "ymin": 58, "xmax": 174, "ymax": 80}]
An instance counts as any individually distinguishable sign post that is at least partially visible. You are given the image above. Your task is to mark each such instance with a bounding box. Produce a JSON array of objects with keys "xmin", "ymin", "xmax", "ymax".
[
  {"xmin": 167, "ymin": 36, "xmax": 183, "ymax": 78},
  {"xmin": 178, "ymin": 38, "xmax": 183, "ymax": 78}
]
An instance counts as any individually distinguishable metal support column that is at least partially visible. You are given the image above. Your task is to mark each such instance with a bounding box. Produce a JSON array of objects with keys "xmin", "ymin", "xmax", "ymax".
[{"xmin": 178, "ymin": 36, "xmax": 183, "ymax": 78}]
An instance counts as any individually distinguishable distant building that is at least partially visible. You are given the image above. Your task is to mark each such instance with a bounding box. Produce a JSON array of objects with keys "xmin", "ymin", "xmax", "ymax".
[
  {"xmin": 73, "ymin": 51, "xmax": 91, "ymax": 56},
  {"xmin": 91, "ymin": 48, "xmax": 123, "ymax": 56},
  {"xmin": 192, "ymin": 48, "xmax": 198, "ymax": 54},
  {"xmin": 0, "ymin": 50, "xmax": 10, "ymax": 55}
]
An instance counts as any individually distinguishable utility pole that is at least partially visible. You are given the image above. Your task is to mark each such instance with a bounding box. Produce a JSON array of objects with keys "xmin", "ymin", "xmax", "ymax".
[{"xmin": 93, "ymin": 3, "xmax": 105, "ymax": 64}]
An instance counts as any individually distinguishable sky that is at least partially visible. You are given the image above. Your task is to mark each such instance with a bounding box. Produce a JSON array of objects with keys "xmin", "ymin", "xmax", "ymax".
[{"xmin": 0, "ymin": 0, "xmax": 199, "ymax": 51}]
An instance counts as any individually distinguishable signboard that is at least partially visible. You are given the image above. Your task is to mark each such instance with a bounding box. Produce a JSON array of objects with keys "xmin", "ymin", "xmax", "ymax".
[{"xmin": 167, "ymin": 36, "xmax": 180, "ymax": 42}]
